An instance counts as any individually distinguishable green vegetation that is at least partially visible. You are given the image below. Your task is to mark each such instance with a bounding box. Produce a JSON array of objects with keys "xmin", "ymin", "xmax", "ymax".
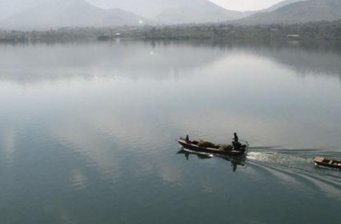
[
  {"xmin": 123, "ymin": 20, "xmax": 341, "ymax": 41},
  {"xmin": 0, "ymin": 20, "xmax": 340, "ymax": 43}
]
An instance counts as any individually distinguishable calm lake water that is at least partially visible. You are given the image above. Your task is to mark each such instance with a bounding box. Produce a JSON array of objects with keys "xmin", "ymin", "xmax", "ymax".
[{"xmin": 0, "ymin": 40, "xmax": 340, "ymax": 224}]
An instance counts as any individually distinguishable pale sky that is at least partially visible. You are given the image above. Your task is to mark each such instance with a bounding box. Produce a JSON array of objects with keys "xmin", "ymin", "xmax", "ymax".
[{"xmin": 210, "ymin": 0, "xmax": 284, "ymax": 11}]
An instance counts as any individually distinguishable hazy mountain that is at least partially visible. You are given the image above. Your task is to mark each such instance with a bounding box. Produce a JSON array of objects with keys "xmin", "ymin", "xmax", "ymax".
[
  {"xmin": 0, "ymin": 0, "xmax": 46, "ymax": 20},
  {"xmin": 153, "ymin": 3, "xmax": 246, "ymax": 24},
  {"xmin": 237, "ymin": 0, "xmax": 341, "ymax": 25},
  {"xmin": 263, "ymin": 0, "xmax": 307, "ymax": 12},
  {"xmin": 0, "ymin": 0, "xmax": 144, "ymax": 30},
  {"xmin": 4, "ymin": 0, "xmax": 339, "ymax": 29},
  {"xmin": 87, "ymin": 0, "xmax": 251, "ymax": 24}
]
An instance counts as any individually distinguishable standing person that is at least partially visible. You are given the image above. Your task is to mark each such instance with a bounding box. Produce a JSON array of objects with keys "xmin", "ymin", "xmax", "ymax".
[
  {"xmin": 233, "ymin": 132, "xmax": 241, "ymax": 150},
  {"xmin": 234, "ymin": 133, "xmax": 239, "ymax": 144}
]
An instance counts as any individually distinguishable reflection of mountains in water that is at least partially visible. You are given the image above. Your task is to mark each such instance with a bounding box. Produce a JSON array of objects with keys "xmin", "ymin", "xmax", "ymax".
[{"xmin": 0, "ymin": 40, "xmax": 341, "ymax": 84}]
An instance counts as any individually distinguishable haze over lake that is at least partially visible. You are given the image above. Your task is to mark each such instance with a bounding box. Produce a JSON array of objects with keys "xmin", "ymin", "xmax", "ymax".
[{"xmin": 0, "ymin": 40, "xmax": 340, "ymax": 223}]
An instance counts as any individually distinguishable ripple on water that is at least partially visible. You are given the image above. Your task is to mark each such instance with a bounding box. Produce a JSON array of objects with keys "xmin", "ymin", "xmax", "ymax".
[{"xmin": 69, "ymin": 169, "xmax": 88, "ymax": 190}]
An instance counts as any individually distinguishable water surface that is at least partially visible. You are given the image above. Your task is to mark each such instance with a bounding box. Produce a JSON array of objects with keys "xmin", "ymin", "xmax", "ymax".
[{"xmin": 0, "ymin": 40, "xmax": 340, "ymax": 224}]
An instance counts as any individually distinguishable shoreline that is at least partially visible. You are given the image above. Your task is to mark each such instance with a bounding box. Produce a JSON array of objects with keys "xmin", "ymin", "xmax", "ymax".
[{"xmin": 1, "ymin": 20, "xmax": 340, "ymax": 43}]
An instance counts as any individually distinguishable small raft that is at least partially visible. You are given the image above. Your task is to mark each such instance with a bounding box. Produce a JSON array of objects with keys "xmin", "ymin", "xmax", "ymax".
[
  {"xmin": 313, "ymin": 156, "xmax": 341, "ymax": 169},
  {"xmin": 177, "ymin": 137, "xmax": 247, "ymax": 156}
]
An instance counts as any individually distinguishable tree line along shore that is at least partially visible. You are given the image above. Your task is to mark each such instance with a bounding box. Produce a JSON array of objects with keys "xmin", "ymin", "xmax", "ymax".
[{"xmin": 0, "ymin": 20, "xmax": 340, "ymax": 43}]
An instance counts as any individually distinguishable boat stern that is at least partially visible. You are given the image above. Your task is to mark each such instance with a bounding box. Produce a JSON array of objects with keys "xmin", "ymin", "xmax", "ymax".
[{"xmin": 313, "ymin": 156, "xmax": 324, "ymax": 164}]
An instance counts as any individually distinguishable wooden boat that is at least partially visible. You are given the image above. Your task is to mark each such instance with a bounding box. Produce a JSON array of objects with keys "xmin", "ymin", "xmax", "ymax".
[
  {"xmin": 177, "ymin": 137, "xmax": 247, "ymax": 156},
  {"xmin": 313, "ymin": 156, "xmax": 341, "ymax": 169}
]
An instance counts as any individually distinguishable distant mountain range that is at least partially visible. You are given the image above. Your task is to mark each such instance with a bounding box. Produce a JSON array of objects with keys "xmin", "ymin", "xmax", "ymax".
[
  {"xmin": 0, "ymin": 0, "xmax": 340, "ymax": 30},
  {"xmin": 262, "ymin": 0, "xmax": 306, "ymax": 12},
  {"xmin": 0, "ymin": 0, "xmax": 250, "ymax": 29},
  {"xmin": 86, "ymin": 0, "xmax": 252, "ymax": 23},
  {"xmin": 0, "ymin": 0, "xmax": 144, "ymax": 29},
  {"xmin": 237, "ymin": 0, "xmax": 341, "ymax": 25},
  {"xmin": 151, "ymin": 1, "xmax": 251, "ymax": 24}
]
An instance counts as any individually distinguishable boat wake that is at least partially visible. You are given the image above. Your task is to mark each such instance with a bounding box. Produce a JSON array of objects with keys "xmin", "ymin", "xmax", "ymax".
[
  {"xmin": 246, "ymin": 148, "xmax": 341, "ymax": 199},
  {"xmin": 176, "ymin": 144, "xmax": 341, "ymax": 199}
]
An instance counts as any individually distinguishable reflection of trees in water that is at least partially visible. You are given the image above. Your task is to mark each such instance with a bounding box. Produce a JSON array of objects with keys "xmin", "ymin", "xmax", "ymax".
[
  {"xmin": 212, "ymin": 39, "xmax": 341, "ymax": 80},
  {"xmin": 202, "ymin": 39, "xmax": 341, "ymax": 81},
  {"xmin": 0, "ymin": 41, "xmax": 225, "ymax": 84},
  {"xmin": 250, "ymin": 41, "xmax": 341, "ymax": 81},
  {"xmin": 193, "ymin": 39, "xmax": 341, "ymax": 81},
  {"xmin": 1, "ymin": 40, "xmax": 341, "ymax": 84}
]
